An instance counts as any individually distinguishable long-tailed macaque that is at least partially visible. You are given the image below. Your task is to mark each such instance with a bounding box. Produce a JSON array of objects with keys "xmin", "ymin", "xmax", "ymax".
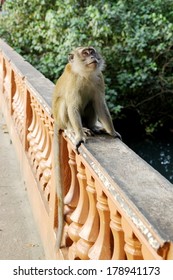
[{"xmin": 52, "ymin": 46, "xmax": 121, "ymax": 248}]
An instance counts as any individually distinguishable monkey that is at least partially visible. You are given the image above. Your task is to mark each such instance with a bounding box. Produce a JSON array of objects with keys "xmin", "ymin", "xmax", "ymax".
[{"xmin": 52, "ymin": 46, "xmax": 121, "ymax": 249}]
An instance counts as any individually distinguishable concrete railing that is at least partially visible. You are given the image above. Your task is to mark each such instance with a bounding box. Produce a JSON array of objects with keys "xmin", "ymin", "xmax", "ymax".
[{"xmin": 0, "ymin": 39, "xmax": 173, "ymax": 260}]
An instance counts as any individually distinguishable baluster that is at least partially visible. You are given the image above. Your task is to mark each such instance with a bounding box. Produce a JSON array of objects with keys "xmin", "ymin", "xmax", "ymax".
[
  {"xmin": 23, "ymin": 90, "xmax": 32, "ymax": 151},
  {"xmin": 76, "ymin": 170, "xmax": 99, "ymax": 260},
  {"xmin": 31, "ymin": 110, "xmax": 44, "ymax": 167},
  {"xmin": 33, "ymin": 112, "xmax": 47, "ymax": 171},
  {"xmin": 38, "ymin": 118, "xmax": 53, "ymax": 197},
  {"xmin": 29, "ymin": 104, "xmax": 42, "ymax": 164},
  {"xmin": 68, "ymin": 156, "xmax": 88, "ymax": 259},
  {"xmin": 3, "ymin": 61, "xmax": 7, "ymax": 95},
  {"xmin": 108, "ymin": 199, "xmax": 126, "ymax": 260},
  {"xmin": 141, "ymin": 242, "xmax": 163, "ymax": 260},
  {"xmin": 59, "ymin": 142, "xmax": 78, "ymax": 248},
  {"xmin": 27, "ymin": 95, "xmax": 36, "ymax": 146},
  {"xmin": 88, "ymin": 185, "xmax": 111, "ymax": 260},
  {"xmin": 50, "ymin": 133, "xmax": 72, "ymax": 249},
  {"xmin": 18, "ymin": 84, "xmax": 25, "ymax": 140},
  {"xmin": 27, "ymin": 100, "xmax": 40, "ymax": 160},
  {"xmin": 121, "ymin": 216, "xmax": 143, "ymax": 260},
  {"xmin": 17, "ymin": 96, "xmax": 24, "ymax": 140},
  {"xmin": 12, "ymin": 74, "xmax": 25, "ymax": 140},
  {"xmin": 3, "ymin": 60, "xmax": 11, "ymax": 105},
  {"xmin": 0, "ymin": 53, "xmax": 4, "ymax": 94},
  {"xmin": 12, "ymin": 74, "xmax": 19, "ymax": 123},
  {"xmin": 38, "ymin": 149, "xmax": 52, "ymax": 185},
  {"xmin": 12, "ymin": 74, "xmax": 19, "ymax": 112}
]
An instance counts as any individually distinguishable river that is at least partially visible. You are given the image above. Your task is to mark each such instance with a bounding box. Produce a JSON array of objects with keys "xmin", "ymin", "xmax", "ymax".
[{"xmin": 128, "ymin": 138, "xmax": 173, "ymax": 184}]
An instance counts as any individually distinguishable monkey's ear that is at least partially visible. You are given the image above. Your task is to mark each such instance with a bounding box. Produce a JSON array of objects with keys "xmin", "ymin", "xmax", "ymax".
[{"xmin": 68, "ymin": 53, "xmax": 74, "ymax": 63}]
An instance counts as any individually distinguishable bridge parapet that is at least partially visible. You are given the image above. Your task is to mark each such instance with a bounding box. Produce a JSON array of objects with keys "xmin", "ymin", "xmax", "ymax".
[{"xmin": 0, "ymin": 39, "xmax": 173, "ymax": 260}]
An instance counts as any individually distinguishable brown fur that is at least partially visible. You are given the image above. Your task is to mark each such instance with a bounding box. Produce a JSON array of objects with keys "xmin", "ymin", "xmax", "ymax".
[{"xmin": 52, "ymin": 47, "xmax": 121, "ymax": 248}]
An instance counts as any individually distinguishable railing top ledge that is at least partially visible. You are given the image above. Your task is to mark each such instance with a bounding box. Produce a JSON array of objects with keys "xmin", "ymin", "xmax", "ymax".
[
  {"xmin": 77, "ymin": 135, "xmax": 173, "ymax": 246},
  {"xmin": 0, "ymin": 39, "xmax": 54, "ymax": 113}
]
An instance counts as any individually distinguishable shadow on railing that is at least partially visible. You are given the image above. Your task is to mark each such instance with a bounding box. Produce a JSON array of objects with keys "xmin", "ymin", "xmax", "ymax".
[{"xmin": 0, "ymin": 39, "xmax": 173, "ymax": 260}]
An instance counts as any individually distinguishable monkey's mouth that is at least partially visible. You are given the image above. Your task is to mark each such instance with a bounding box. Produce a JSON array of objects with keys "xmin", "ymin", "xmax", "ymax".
[{"xmin": 88, "ymin": 60, "xmax": 98, "ymax": 66}]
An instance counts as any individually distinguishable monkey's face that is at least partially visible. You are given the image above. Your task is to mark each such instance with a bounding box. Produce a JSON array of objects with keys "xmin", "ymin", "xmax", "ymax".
[{"xmin": 69, "ymin": 47, "xmax": 105, "ymax": 75}]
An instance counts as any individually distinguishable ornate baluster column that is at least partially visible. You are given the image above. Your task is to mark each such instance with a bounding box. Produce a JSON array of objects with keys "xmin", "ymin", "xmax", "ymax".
[
  {"xmin": 76, "ymin": 170, "xmax": 99, "ymax": 260},
  {"xmin": 3, "ymin": 60, "xmax": 11, "ymax": 109},
  {"xmin": 12, "ymin": 73, "xmax": 25, "ymax": 141},
  {"xmin": 121, "ymin": 216, "xmax": 143, "ymax": 260},
  {"xmin": 68, "ymin": 155, "xmax": 88, "ymax": 259},
  {"xmin": 0, "ymin": 52, "xmax": 3, "ymax": 93},
  {"xmin": 108, "ymin": 198, "xmax": 126, "ymax": 259},
  {"xmin": 89, "ymin": 184, "xmax": 111, "ymax": 260}
]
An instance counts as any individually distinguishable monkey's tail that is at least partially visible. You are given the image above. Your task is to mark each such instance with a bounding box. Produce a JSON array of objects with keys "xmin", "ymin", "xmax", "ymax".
[{"xmin": 53, "ymin": 123, "xmax": 64, "ymax": 249}]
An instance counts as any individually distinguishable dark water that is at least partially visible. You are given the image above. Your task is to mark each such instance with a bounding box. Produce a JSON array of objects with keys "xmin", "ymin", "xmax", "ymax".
[
  {"xmin": 115, "ymin": 112, "xmax": 173, "ymax": 184},
  {"xmin": 128, "ymin": 138, "xmax": 173, "ymax": 184}
]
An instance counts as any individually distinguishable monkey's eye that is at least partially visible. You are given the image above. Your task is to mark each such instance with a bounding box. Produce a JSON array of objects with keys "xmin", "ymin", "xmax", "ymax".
[
  {"xmin": 82, "ymin": 50, "xmax": 90, "ymax": 57},
  {"xmin": 68, "ymin": 53, "xmax": 74, "ymax": 62},
  {"xmin": 89, "ymin": 49, "xmax": 95, "ymax": 55}
]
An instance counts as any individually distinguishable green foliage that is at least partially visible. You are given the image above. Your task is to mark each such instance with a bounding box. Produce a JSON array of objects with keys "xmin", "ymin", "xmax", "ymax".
[{"xmin": 1, "ymin": 0, "xmax": 173, "ymax": 134}]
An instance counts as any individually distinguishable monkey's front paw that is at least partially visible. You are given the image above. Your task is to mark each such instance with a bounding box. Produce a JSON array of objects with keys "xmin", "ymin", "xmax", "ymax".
[{"xmin": 83, "ymin": 127, "xmax": 94, "ymax": 136}]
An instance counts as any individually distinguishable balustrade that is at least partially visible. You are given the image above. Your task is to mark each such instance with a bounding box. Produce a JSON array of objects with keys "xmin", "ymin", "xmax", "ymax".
[{"xmin": 0, "ymin": 39, "xmax": 173, "ymax": 260}]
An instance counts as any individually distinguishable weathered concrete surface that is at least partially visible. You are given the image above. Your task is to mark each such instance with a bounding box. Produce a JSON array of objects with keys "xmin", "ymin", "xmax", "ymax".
[{"xmin": 0, "ymin": 115, "xmax": 45, "ymax": 260}]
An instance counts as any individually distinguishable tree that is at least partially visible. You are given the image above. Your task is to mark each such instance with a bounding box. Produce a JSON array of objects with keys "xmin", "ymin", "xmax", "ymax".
[{"xmin": 1, "ymin": 0, "xmax": 173, "ymax": 134}]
